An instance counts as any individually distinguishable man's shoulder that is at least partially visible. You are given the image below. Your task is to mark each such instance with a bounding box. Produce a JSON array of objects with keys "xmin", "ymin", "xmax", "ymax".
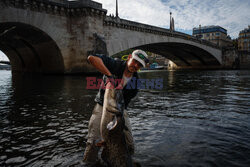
[
  {"xmin": 94, "ymin": 54, "xmax": 126, "ymax": 76},
  {"xmin": 112, "ymin": 59, "xmax": 126, "ymax": 77}
]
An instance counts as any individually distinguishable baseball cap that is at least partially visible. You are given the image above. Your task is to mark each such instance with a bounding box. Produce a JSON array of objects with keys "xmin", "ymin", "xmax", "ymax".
[{"xmin": 131, "ymin": 50, "xmax": 149, "ymax": 67}]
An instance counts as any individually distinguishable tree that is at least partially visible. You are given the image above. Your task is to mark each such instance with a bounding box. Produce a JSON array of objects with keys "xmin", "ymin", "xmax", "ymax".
[{"xmin": 232, "ymin": 38, "xmax": 238, "ymax": 50}]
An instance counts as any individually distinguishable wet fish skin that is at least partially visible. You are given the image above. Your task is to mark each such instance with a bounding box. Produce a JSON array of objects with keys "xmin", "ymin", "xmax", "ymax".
[{"xmin": 100, "ymin": 81, "xmax": 133, "ymax": 167}]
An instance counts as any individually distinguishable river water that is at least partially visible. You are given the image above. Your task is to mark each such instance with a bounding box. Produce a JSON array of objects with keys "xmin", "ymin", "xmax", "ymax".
[{"xmin": 0, "ymin": 70, "xmax": 250, "ymax": 167}]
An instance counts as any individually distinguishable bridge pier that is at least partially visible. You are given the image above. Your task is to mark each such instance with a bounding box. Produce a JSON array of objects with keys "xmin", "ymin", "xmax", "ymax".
[
  {"xmin": 1, "ymin": 0, "xmax": 239, "ymax": 74},
  {"xmin": 0, "ymin": 0, "xmax": 107, "ymax": 74}
]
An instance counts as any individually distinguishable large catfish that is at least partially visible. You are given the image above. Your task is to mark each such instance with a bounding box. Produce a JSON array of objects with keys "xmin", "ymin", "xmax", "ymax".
[{"xmin": 100, "ymin": 79, "xmax": 133, "ymax": 167}]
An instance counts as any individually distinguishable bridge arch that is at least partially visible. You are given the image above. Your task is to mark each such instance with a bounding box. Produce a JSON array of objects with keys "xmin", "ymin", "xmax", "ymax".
[
  {"xmin": 104, "ymin": 21, "xmax": 222, "ymax": 68},
  {"xmin": 0, "ymin": 22, "xmax": 64, "ymax": 73},
  {"xmin": 137, "ymin": 42, "xmax": 221, "ymax": 67}
]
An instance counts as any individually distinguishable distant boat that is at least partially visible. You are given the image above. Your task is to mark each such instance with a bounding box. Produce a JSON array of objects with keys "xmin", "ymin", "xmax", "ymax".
[
  {"xmin": 140, "ymin": 62, "xmax": 165, "ymax": 71},
  {"xmin": 0, "ymin": 64, "xmax": 11, "ymax": 70},
  {"xmin": 152, "ymin": 65, "xmax": 164, "ymax": 70}
]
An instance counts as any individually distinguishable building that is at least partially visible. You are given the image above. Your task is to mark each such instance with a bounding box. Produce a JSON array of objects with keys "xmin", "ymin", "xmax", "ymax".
[
  {"xmin": 193, "ymin": 25, "xmax": 232, "ymax": 47},
  {"xmin": 238, "ymin": 26, "xmax": 250, "ymax": 52}
]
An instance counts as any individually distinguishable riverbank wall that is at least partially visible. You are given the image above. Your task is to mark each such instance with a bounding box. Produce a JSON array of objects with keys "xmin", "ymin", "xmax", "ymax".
[
  {"xmin": 222, "ymin": 47, "xmax": 250, "ymax": 69},
  {"xmin": 239, "ymin": 51, "xmax": 250, "ymax": 69}
]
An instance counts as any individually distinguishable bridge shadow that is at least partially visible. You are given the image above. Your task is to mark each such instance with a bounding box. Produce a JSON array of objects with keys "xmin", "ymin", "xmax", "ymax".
[
  {"xmin": 136, "ymin": 42, "xmax": 221, "ymax": 69},
  {"xmin": 0, "ymin": 22, "xmax": 64, "ymax": 74}
]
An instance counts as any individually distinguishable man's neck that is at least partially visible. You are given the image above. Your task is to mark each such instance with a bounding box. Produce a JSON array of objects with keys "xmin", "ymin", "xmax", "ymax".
[{"xmin": 123, "ymin": 66, "xmax": 133, "ymax": 78}]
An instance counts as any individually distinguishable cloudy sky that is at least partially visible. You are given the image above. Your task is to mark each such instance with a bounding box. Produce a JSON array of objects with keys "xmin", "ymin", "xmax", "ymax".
[
  {"xmin": 0, "ymin": 50, "xmax": 7, "ymax": 61},
  {"xmin": 95, "ymin": 0, "xmax": 249, "ymax": 38},
  {"xmin": 1, "ymin": 0, "xmax": 249, "ymax": 61}
]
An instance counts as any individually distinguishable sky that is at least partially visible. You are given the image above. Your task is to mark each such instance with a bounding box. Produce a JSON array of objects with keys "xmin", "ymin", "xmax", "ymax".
[
  {"xmin": 0, "ymin": 50, "xmax": 8, "ymax": 61},
  {"xmin": 95, "ymin": 0, "xmax": 250, "ymax": 38},
  {"xmin": 1, "ymin": 0, "xmax": 249, "ymax": 61}
]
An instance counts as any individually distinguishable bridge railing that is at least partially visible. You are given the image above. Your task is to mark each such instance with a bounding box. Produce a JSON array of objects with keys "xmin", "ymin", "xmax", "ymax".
[
  {"xmin": 37, "ymin": 0, "xmax": 103, "ymax": 9},
  {"xmin": 104, "ymin": 16, "xmax": 220, "ymax": 49},
  {"xmin": 1, "ymin": 0, "xmax": 107, "ymax": 16}
]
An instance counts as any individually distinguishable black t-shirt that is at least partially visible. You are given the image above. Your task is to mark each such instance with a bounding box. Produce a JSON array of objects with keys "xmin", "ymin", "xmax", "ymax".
[{"xmin": 93, "ymin": 54, "xmax": 139, "ymax": 109}]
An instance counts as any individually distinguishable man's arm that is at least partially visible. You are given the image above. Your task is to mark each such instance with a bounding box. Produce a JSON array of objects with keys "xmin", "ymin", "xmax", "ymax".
[{"xmin": 88, "ymin": 55, "xmax": 112, "ymax": 76}]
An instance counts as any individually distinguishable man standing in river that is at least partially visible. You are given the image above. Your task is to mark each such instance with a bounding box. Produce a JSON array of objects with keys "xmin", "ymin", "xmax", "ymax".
[{"xmin": 83, "ymin": 49, "xmax": 149, "ymax": 162}]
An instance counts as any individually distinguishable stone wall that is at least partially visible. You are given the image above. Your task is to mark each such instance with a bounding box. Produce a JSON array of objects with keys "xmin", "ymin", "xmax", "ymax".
[
  {"xmin": 0, "ymin": 0, "xmax": 107, "ymax": 74},
  {"xmin": 222, "ymin": 48, "xmax": 250, "ymax": 69},
  {"xmin": 239, "ymin": 51, "xmax": 250, "ymax": 69},
  {"xmin": 104, "ymin": 18, "xmax": 222, "ymax": 67},
  {"xmin": 0, "ymin": 0, "xmax": 229, "ymax": 74},
  {"xmin": 222, "ymin": 48, "xmax": 238, "ymax": 68},
  {"xmin": 104, "ymin": 17, "xmax": 220, "ymax": 49}
]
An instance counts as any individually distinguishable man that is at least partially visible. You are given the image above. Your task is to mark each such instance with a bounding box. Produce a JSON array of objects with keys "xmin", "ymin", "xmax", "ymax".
[{"xmin": 83, "ymin": 49, "xmax": 149, "ymax": 162}]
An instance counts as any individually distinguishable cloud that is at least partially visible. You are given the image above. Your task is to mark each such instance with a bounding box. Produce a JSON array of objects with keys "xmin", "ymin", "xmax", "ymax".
[{"xmin": 95, "ymin": 0, "xmax": 250, "ymax": 38}]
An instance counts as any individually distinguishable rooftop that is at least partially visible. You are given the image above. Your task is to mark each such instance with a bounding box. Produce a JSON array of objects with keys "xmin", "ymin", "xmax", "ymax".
[
  {"xmin": 239, "ymin": 26, "xmax": 250, "ymax": 34},
  {"xmin": 193, "ymin": 25, "xmax": 227, "ymax": 32},
  {"xmin": 193, "ymin": 25, "xmax": 227, "ymax": 35}
]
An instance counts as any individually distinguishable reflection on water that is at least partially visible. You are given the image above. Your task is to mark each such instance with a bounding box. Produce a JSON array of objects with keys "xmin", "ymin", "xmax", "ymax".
[{"xmin": 0, "ymin": 70, "xmax": 250, "ymax": 166}]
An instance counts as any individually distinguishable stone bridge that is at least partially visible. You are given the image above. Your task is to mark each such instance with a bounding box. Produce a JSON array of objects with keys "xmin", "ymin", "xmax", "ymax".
[{"xmin": 0, "ymin": 0, "xmax": 222, "ymax": 74}]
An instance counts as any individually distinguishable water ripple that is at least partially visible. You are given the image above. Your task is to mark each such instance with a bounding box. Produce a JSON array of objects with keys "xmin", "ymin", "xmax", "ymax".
[{"xmin": 1, "ymin": 70, "xmax": 250, "ymax": 166}]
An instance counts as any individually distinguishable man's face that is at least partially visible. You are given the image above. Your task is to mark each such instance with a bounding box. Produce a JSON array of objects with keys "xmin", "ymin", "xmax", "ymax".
[{"xmin": 127, "ymin": 57, "xmax": 143, "ymax": 73}]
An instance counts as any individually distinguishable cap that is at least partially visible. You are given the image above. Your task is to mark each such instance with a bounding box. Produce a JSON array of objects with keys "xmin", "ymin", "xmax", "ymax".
[{"xmin": 131, "ymin": 50, "xmax": 149, "ymax": 67}]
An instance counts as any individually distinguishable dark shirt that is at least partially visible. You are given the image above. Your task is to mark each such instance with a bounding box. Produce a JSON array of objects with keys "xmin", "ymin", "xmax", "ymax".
[{"xmin": 94, "ymin": 54, "xmax": 138, "ymax": 109}]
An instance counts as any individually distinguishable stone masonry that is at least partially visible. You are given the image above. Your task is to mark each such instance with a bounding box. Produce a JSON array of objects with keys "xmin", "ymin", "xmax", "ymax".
[{"xmin": 1, "ymin": 0, "xmax": 242, "ymax": 74}]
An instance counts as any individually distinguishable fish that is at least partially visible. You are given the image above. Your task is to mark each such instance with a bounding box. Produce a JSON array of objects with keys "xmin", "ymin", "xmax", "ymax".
[{"xmin": 99, "ymin": 78, "xmax": 134, "ymax": 167}]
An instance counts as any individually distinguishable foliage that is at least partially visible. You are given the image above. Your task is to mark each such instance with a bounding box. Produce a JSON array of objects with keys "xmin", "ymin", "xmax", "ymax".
[{"xmin": 232, "ymin": 39, "xmax": 238, "ymax": 50}]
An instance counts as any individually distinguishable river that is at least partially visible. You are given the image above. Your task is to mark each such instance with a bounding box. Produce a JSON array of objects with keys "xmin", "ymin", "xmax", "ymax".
[{"xmin": 0, "ymin": 70, "xmax": 250, "ymax": 166}]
